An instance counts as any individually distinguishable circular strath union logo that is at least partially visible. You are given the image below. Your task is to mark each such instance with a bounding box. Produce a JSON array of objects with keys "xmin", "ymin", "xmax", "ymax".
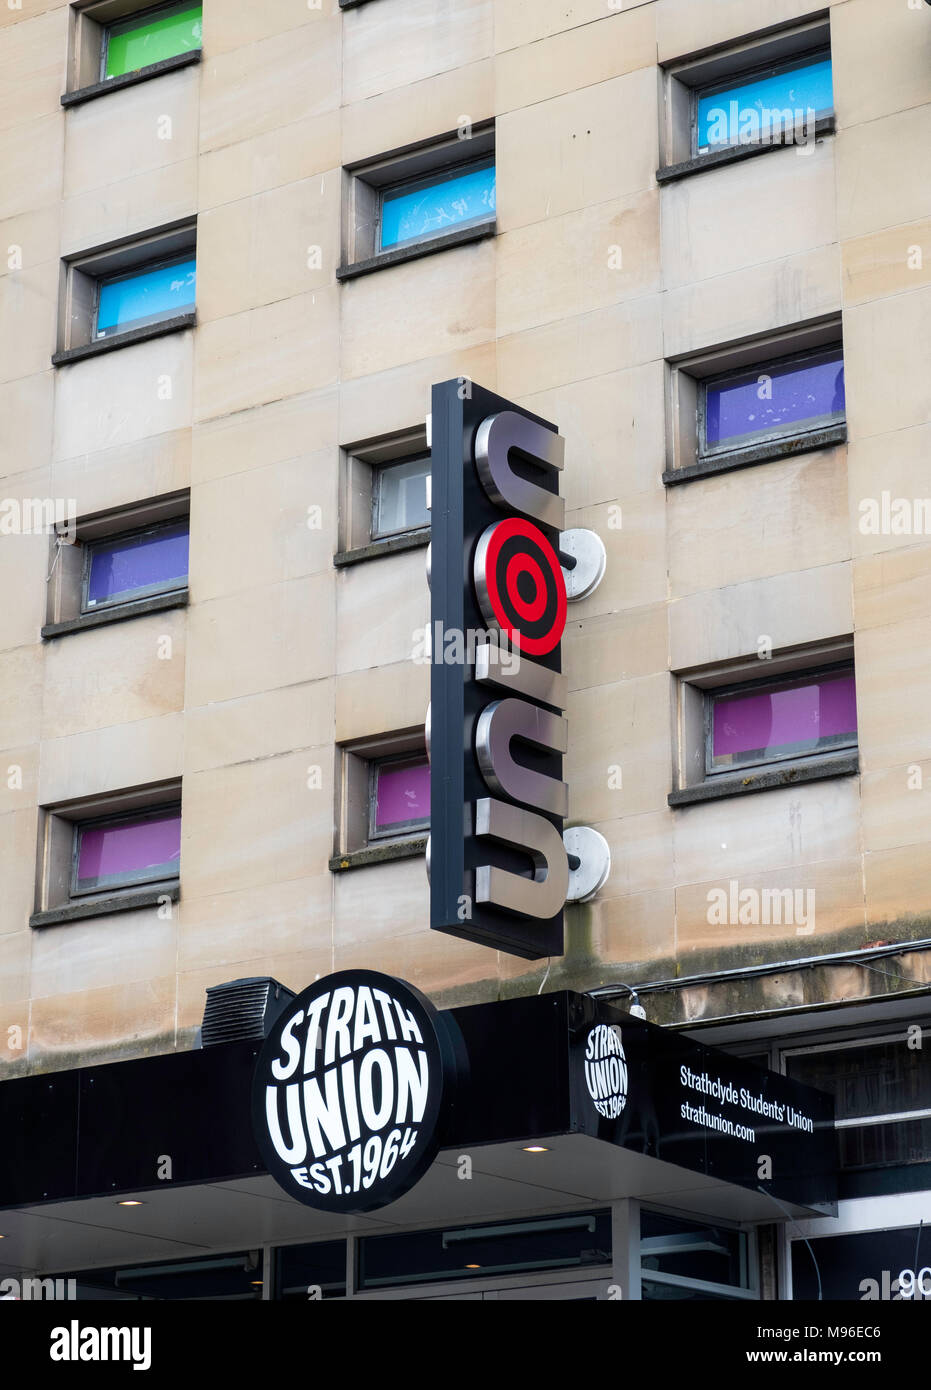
[
  {"xmin": 584, "ymin": 1024, "xmax": 628, "ymax": 1120},
  {"xmin": 252, "ymin": 971, "xmax": 446, "ymax": 1213}
]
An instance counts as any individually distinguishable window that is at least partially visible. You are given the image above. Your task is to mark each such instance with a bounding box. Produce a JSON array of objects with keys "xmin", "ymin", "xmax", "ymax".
[
  {"xmin": 65, "ymin": 0, "xmax": 204, "ymax": 104},
  {"xmin": 83, "ymin": 519, "xmax": 188, "ymax": 612},
  {"xmin": 694, "ymin": 50, "xmax": 833, "ymax": 154},
  {"xmin": 331, "ymin": 732, "xmax": 429, "ymax": 870},
  {"xmin": 640, "ymin": 1209, "xmax": 756, "ymax": 1301},
  {"xmin": 659, "ymin": 17, "xmax": 833, "ymax": 177},
  {"xmin": 379, "ymin": 160, "xmax": 496, "ymax": 252},
  {"xmin": 358, "ymin": 1211, "xmax": 611, "ymax": 1290},
  {"xmin": 369, "ymin": 755, "xmax": 430, "ymax": 839},
  {"xmin": 665, "ymin": 321, "xmax": 846, "ymax": 483},
  {"xmin": 63, "ymin": 1251, "xmax": 262, "ymax": 1300},
  {"xmin": 706, "ymin": 666, "xmax": 857, "ymax": 777},
  {"xmin": 103, "ymin": 2, "xmax": 203, "ymax": 80},
  {"xmin": 669, "ymin": 643, "xmax": 858, "ymax": 806},
  {"xmin": 55, "ymin": 224, "xmax": 196, "ymax": 362},
  {"xmin": 94, "ymin": 256, "xmax": 197, "ymax": 340},
  {"xmin": 791, "ymin": 1224, "xmax": 931, "ymax": 1301},
  {"xmin": 71, "ymin": 806, "xmax": 181, "ymax": 897},
  {"xmin": 783, "ymin": 1029, "xmax": 931, "ymax": 1296},
  {"xmin": 339, "ymin": 125, "xmax": 495, "ymax": 278},
  {"xmin": 336, "ymin": 427, "xmax": 430, "ymax": 563},
  {"xmin": 784, "ymin": 1034, "xmax": 931, "ymax": 1175},
  {"xmin": 700, "ymin": 347, "xmax": 845, "ymax": 463},
  {"xmin": 372, "ymin": 454, "xmax": 430, "ymax": 538},
  {"xmin": 31, "ymin": 782, "xmax": 182, "ymax": 927},
  {"xmin": 275, "ymin": 1242, "xmax": 347, "ymax": 1301},
  {"xmin": 44, "ymin": 493, "xmax": 189, "ymax": 637}
]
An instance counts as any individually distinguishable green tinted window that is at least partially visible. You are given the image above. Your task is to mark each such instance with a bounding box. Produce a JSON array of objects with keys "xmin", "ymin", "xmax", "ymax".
[{"xmin": 105, "ymin": 4, "xmax": 202, "ymax": 78}]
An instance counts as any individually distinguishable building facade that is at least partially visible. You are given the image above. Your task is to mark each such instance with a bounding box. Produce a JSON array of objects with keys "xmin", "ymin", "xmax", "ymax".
[{"xmin": 0, "ymin": 0, "xmax": 929, "ymax": 1301}]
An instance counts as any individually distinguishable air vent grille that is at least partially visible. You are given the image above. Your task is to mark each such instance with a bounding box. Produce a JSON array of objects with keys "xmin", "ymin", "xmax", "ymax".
[{"xmin": 201, "ymin": 977, "xmax": 295, "ymax": 1047}]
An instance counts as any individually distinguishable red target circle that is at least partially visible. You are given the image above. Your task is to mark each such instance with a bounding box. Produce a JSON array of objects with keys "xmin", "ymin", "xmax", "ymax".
[
  {"xmin": 474, "ymin": 517, "xmax": 567, "ymax": 655},
  {"xmin": 506, "ymin": 553, "xmax": 548, "ymax": 623}
]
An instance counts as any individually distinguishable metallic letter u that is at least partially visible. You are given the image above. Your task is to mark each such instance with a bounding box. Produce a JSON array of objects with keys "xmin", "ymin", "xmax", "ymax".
[
  {"xmin": 475, "ymin": 797, "xmax": 569, "ymax": 919},
  {"xmin": 474, "ymin": 411, "xmax": 566, "ymax": 530},
  {"xmin": 475, "ymin": 697, "xmax": 568, "ymax": 817}
]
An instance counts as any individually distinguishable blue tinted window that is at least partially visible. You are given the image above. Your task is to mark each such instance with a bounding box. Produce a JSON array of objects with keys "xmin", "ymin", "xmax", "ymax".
[
  {"xmin": 96, "ymin": 257, "xmax": 196, "ymax": 337},
  {"xmin": 703, "ymin": 350, "xmax": 845, "ymax": 456},
  {"xmin": 380, "ymin": 163, "xmax": 495, "ymax": 250},
  {"xmin": 85, "ymin": 522, "xmax": 189, "ymax": 609},
  {"xmin": 696, "ymin": 56, "xmax": 833, "ymax": 151}
]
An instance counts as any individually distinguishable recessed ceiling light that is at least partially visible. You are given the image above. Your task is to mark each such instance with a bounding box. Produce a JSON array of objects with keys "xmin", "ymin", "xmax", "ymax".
[
  {"xmin": 522, "ymin": 1145, "xmax": 549, "ymax": 1153},
  {"xmin": 465, "ymin": 1264, "xmax": 481, "ymax": 1270},
  {"xmin": 116, "ymin": 1200, "xmax": 144, "ymax": 1207}
]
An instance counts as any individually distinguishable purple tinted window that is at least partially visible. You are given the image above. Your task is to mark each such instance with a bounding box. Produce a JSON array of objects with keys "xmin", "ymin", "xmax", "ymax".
[
  {"xmin": 374, "ymin": 759, "xmax": 430, "ymax": 833},
  {"xmin": 704, "ymin": 351, "xmax": 845, "ymax": 454},
  {"xmin": 86, "ymin": 522, "xmax": 189, "ymax": 608},
  {"xmin": 75, "ymin": 810, "xmax": 181, "ymax": 892},
  {"xmin": 711, "ymin": 673, "xmax": 857, "ymax": 771}
]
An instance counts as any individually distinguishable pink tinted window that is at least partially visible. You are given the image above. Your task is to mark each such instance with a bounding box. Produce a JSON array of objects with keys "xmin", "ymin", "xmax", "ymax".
[
  {"xmin": 76, "ymin": 810, "xmax": 181, "ymax": 892},
  {"xmin": 711, "ymin": 673, "xmax": 856, "ymax": 771},
  {"xmin": 374, "ymin": 759, "xmax": 430, "ymax": 833}
]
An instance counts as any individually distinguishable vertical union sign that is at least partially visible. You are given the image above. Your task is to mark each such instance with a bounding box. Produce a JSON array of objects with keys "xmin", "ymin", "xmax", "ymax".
[{"xmin": 428, "ymin": 380, "xmax": 568, "ymax": 959}]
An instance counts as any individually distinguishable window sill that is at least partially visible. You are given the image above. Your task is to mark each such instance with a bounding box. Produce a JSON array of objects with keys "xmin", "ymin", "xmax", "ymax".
[
  {"xmin": 334, "ymin": 530, "xmax": 429, "ymax": 568},
  {"xmin": 336, "ymin": 221, "xmax": 496, "ymax": 282},
  {"xmin": 42, "ymin": 588, "xmax": 188, "ymax": 640},
  {"xmin": 52, "ymin": 313, "xmax": 196, "ymax": 367},
  {"xmin": 663, "ymin": 424, "xmax": 848, "ymax": 486},
  {"xmin": 30, "ymin": 882, "xmax": 180, "ymax": 929},
  {"xmin": 656, "ymin": 116, "xmax": 835, "ymax": 184},
  {"xmin": 668, "ymin": 752, "xmax": 859, "ymax": 807},
  {"xmin": 61, "ymin": 49, "xmax": 202, "ymax": 109},
  {"xmin": 329, "ymin": 836, "xmax": 428, "ymax": 872}
]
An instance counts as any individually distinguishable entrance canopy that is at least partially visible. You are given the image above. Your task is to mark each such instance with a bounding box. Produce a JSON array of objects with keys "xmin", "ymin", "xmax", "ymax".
[{"xmin": 0, "ymin": 991, "xmax": 836, "ymax": 1276}]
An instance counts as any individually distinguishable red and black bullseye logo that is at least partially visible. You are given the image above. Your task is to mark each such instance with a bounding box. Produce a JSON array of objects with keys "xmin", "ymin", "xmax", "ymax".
[{"xmin": 474, "ymin": 516, "xmax": 567, "ymax": 656}]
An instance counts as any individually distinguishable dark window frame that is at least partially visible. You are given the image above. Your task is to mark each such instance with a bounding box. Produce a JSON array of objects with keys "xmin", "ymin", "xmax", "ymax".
[
  {"xmin": 357, "ymin": 1209, "xmax": 612, "ymax": 1291},
  {"xmin": 273, "ymin": 1240, "xmax": 347, "ymax": 1301},
  {"xmin": 782, "ymin": 1028, "xmax": 931, "ymax": 1175},
  {"xmin": 639, "ymin": 1206, "xmax": 757, "ymax": 1300},
  {"xmin": 66, "ymin": 1249, "xmax": 262, "ymax": 1300}
]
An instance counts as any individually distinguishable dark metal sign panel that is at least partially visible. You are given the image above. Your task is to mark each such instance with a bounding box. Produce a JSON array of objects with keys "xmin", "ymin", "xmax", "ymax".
[
  {"xmin": 0, "ymin": 987, "xmax": 835, "ymax": 1218},
  {"xmin": 566, "ymin": 994, "xmax": 837, "ymax": 1211},
  {"xmin": 429, "ymin": 379, "xmax": 568, "ymax": 959}
]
